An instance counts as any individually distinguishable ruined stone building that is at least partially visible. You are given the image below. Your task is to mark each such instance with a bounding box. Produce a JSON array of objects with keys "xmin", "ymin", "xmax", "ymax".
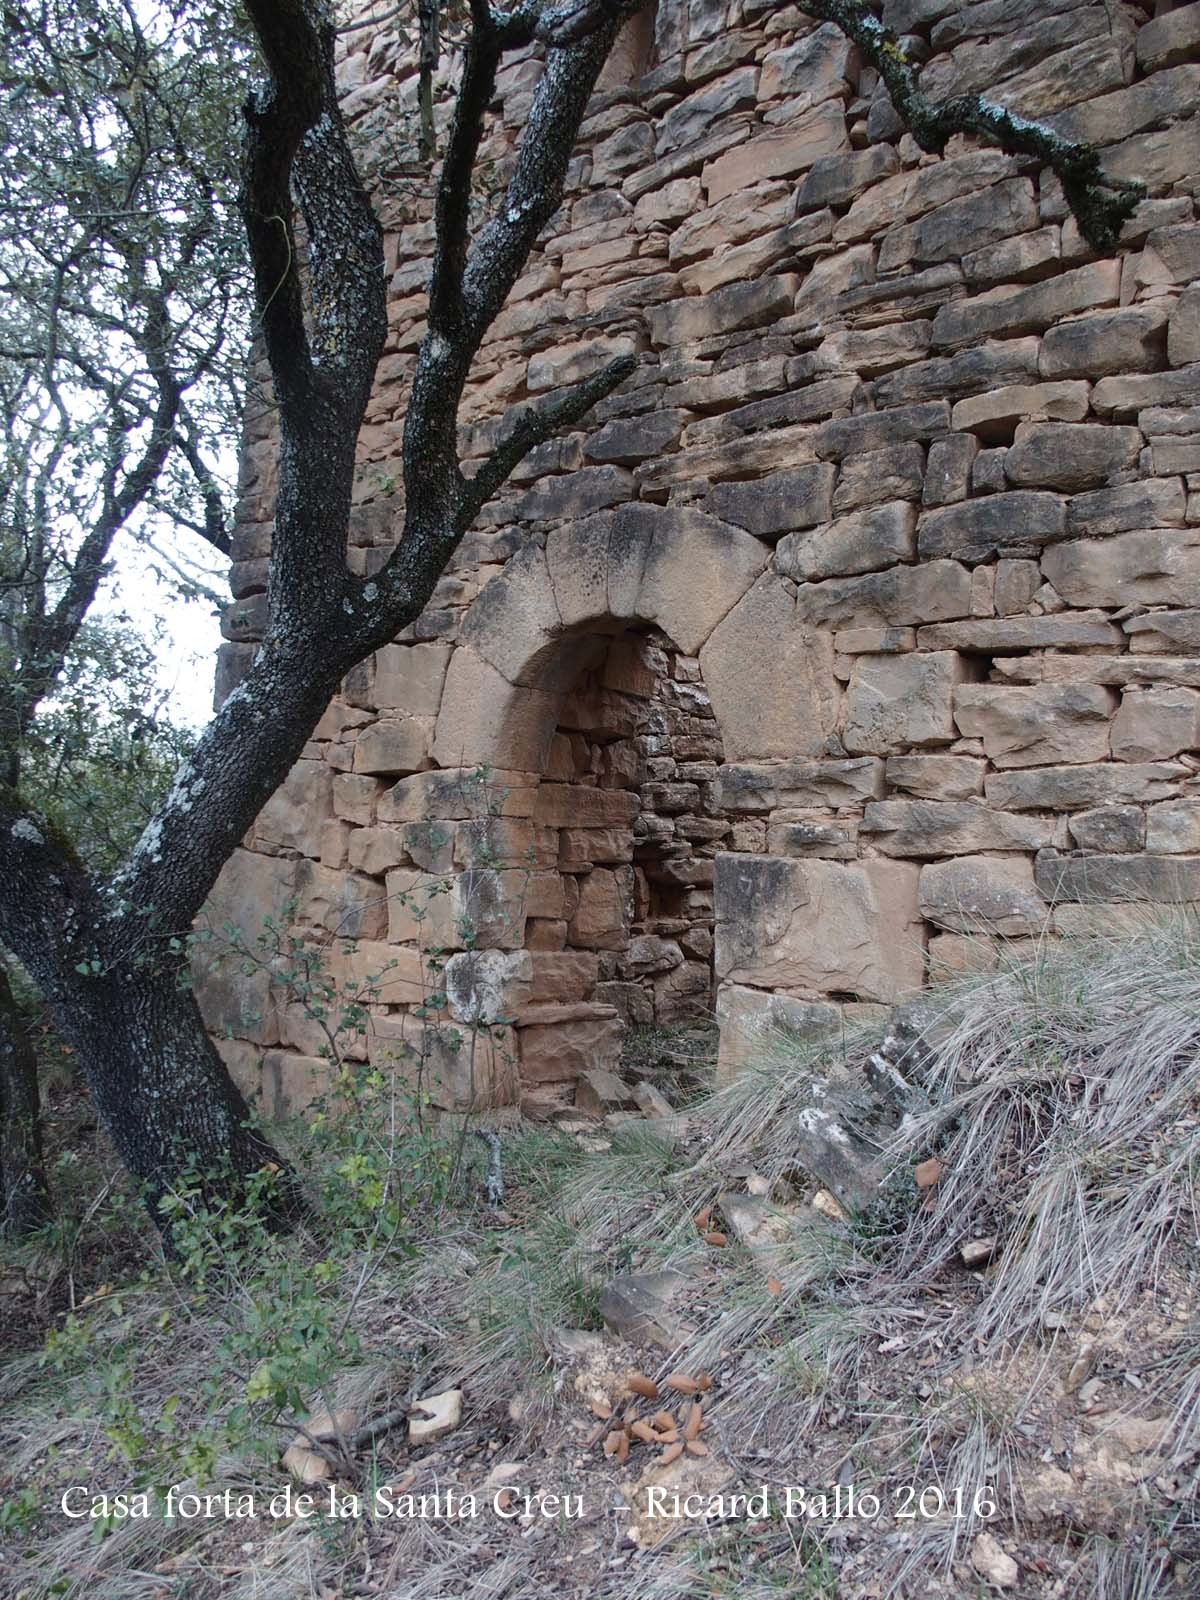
[{"xmin": 200, "ymin": 0, "xmax": 1200, "ymax": 1119}]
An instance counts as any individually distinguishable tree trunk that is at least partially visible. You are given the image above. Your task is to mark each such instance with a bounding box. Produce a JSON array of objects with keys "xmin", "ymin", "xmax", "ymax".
[
  {"xmin": 48, "ymin": 963, "xmax": 306, "ymax": 1233},
  {"xmin": 0, "ymin": 961, "xmax": 51, "ymax": 1236}
]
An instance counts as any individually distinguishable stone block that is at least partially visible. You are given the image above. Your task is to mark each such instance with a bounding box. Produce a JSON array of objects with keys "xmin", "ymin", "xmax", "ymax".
[
  {"xmin": 1068, "ymin": 806, "xmax": 1145, "ymax": 854},
  {"xmin": 918, "ymin": 491, "xmax": 1067, "ymax": 561},
  {"xmin": 1035, "ymin": 851, "xmax": 1200, "ymax": 905},
  {"xmin": 994, "ymin": 558, "xmax": 1040, "ymax": 615},
  {"xmin": 432, "ymin": 647, "xmax": 562, "ymax": 770},
  {"xmin": 919, "ymin": 856, "xmax": 1048, "ymax": 937},
  {"xmin": 194, "ymin": 849, "xmax": 298, "ymax": 1045},
  {"xmin": 343, "ymin": 941, "xmax": 428, "ymax": 1007},
  {"xmin": 252, "ymin": 759, "xmax": 332, "ymax": 858},
  {"xmin": 796, "ymin": 144, "xmax": 899, "ymax": 210},
  {"xmin": 915, "ymin": 612, "xmax": 1121, "ymax": 651},
  {"xmin": 701, "ymin": 102, "xmax": 848, "ymax": 203},
  {"xmin": 703, "ymin": 462, "xmax": 836, "ymax": 536},
  {"xmin": 1039, "ymin": 305, "xmax": 1169, "ymax": 379},
  {"xmin": 1125, "ymin": 610, "xmax": 1200, "ymax": 653},
  {"xmin": 534, "ymin": 784, "xmax": 640, "ymax": 828},
  {"xmin": 715, "ymin": 982, "xmax": 841, "ymax": 1081},
  {"xmin": 386, "ymin": 865, "xmax": 527, "ymax": 950},
  {"xmin": 985, "ymin": 763, "xmax": 1187, "ymax": 811},
  {"xmin": 368, "ymin": 1016, "xmax": 518, "ymax": 1109},
  {"xmin": 634, "ymin": 505, "xmax": 769, "ymax": 654},
  {"xmin": 953, "ymin": 683, "xmax": 1115, "ymax": 768},
  {"xmin": 1093, "ymin": 362, "xmax": 1200, "ymax": 417},
  {"xmin": 1136, "ymin": 0, "xmax": 1200, "ymax": 72},
  {"xmin": 517, "ymin": 1007, "xmax": 623, "ymax": 1083},
  {"xmin": 444, "ymin": 949, "xmax": 532, "ymax": 1023},
  {"xmin": 951, "ymin": 381, "xmax": 1090, "ymax": 436},
  {"xmin": 347, "ymin": 826, "xmax": 413, "ymax": 876},
  {"xmin": 884, "ymin": 754, "xmax": 987, "ymax": 800},
  {"xmin": 353, "ymin": 717, "xmax": 431, "ymax": 776},
  {"xmin": 699, "ymin": 573, "xmax": 837, "ymax": 760},
  {"xmin": 714, "ymin": 854, "xmax": 924, "ymax": 1003},
  {"xmin": 860, "ymin": 800, "xmax": 1052, "ymax": 856},
  {"xmin": 1146, "ymin": 800, "xmax": 1200, "ymax": 855},
  {"xmin": 878, "ymin": 178, "xmax": 1038, "ymax": 273},
  {"xmin": 875, "ymin": 340, "xmax": 1040, "ymax": 410},
  {"xmin": 930, "ymin": 261, "xmax": 1121, "ymax": 348},
  {"xmin": 1041, "ymin": 529, "xmax": 1200, "ymax": 609},
  {"xmin": 647, "ymin": 274, "xmax": 799, "ymax": 347},
  {"xmin": 1111, "ymin": 687, "xmax": 1200, "ymax": 762},
  {"xmin": 372, "ymin": 643, "xmax": 451, "ymax": 716},
  {"xmin": 813, "ymin": 401, "xmax": 951, "ymax": 462},
  {"xmin": 296, "ymin": 861, "xmax": 389, "ymax": 940},
  {"xmin": 844, "ymin": 651, "xmax": 966, "ymax": 755},
  {"xmin": 568, "ymin": 866, "xmax": 633, "ymax": 950},
  {"xmin": 794, "ymin": 559, "xmax": 973, "ymax": 628},
  {"xmin": 833, "ymin": 443, "xmax": 926, "ymax": 513},
  {"xmin": 778, "ymin": 501, "xmax": 917, "ymax": 582},
  {"xmin": 1004, "ymin": 423, "xmax": 1142, "ymax": 492},
  {"xmin": 332, "ymin": 773, "xmax": 385, "ymax": 826},
  {"xmin": 1066, "ymin": 479, "xmax": 1187, "ymax": 536},
  {"xmin": 714, "ymin": 756, "xmax": 884, "ymax": 812},
  {"xmin": 1169, "ymin": 286, "xmax": 1200, "ymax": 370},
  {"xmin": 924, "ymin": 434, "xmax": 978, "ymax": 507},
  {"xmin": 765, "ymin": 811, "xmax": 858, "ymax": 860}
]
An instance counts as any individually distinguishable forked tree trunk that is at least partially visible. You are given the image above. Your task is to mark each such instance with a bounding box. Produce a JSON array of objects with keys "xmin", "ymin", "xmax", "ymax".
[{"xmin": 0, "ymin": 962, "xmax": 51, "ymax": 1236}]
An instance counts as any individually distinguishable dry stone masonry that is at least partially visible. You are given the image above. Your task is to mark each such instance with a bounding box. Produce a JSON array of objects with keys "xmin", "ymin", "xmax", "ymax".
[{"xmin": 201, "ymin": 0, "xmax": 1200, "ymax": 1116}]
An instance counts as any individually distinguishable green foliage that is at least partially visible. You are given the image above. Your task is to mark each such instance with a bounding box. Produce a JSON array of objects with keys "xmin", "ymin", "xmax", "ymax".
[{"xmin": 20, "ymin": 618, "xmax": 194, "ymax": 873}]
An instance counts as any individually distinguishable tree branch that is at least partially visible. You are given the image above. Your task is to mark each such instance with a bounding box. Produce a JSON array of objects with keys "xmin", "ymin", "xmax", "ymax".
[
  {"xmin": 801, "ymin": 0, "xmax": 1142, "ymax": 252},
  {"xmin": 463, "ymin": 352, "xmax": 636, "ymax": 520}
]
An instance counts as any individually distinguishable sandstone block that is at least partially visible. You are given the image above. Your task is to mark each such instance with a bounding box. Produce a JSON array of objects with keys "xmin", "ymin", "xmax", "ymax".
[
  {"xmin": 1168, "ymin": 286, "xmax": 1200, "ymax": 370},
  {"xmin": 875, "ymin": 340, "xmax": 1040, "ymax": 410},
  {"xmin": 1035, "ymin": 851, "xmax": 1200, "ymax": 904},
  {"xmin": 760, "ymin": 23, "xmax": 853, "ymax": 102},
  {"xmin": 633, "ymin": 504, "xmax": 769, "ymax": 654},
  {"xmin": 878, "ymin": 178, "xmax": 1038, "ymax": 273},
  {"xmin": 918, "ymin": 491, "xmax": 1067, "ymax": 561},
  {"xmin": 432, "ymin": 647, "xmax": 563, "ymax": 771},
  {"xmin": 714, "ymin": 854, "xmax": 924, "ymax": 1003},
  {"xmin": 994, "ymin": 558, "xmax": 1040, "ymax": 615},
  {"xmin": 860, "ymin": 800, "xmax": 1052, "ymax": 856},
  {"xmin": 344, "ymin": 941, "xmax": 427, "ymax": 1007},
  {"xmin": 794, "ymin": 559, "xmax": 972, "ymax": 629},
  {"xmin": 517, "ymin": 464, "xmax": 635, "ymax": 522},
  {"xmin": 884, "ymin": 754, "xmax": 986, "ymax": 800},
  {"xmin": 701, "ymin": 101, "xmax": 848, "ymax": 203},
  {"xmin": 813, "ymin": 401, "xmax": 951, "ymax": 462},
  {"xmin": 951, "ymin": 381, "xmax": 1090, "ymax": 436},
  {"xmin": 1004, "ymin": 422, "xmax": 1142, "ymax": 492},
  {"xmin": 1066, "ymin": 479, "xmax": 1187, "ymax": 536},
  {"xmin": 529, "ymin": 950, "xmax": 600, "ymax": 1002},
  {"xmin": 353, "ymin": 717, "xmax": 431, "ymax": 776},
  {"xmin": 1041, "ymin": 529, "xmax": 1200, "ymax": 609},
  {"xmin": 296, "ymin": 861, "xmax": 388, "ymax": 941},
  {"xmin": 953, "ymin": 683, "xmax": 1115, "ymax": 768},
  {"xmin": 647, "ymin": 274, "xmax": 798, "ymax": 347},
  {"xmin": 656, "ymin": 65, "xmax": 758, "ymax": 153},
  {"xmin": 919, "ymin": 856, "xmax": 1048, "ymax": 937},
  {"xmin": 844, "ymin": 651, "xmax": 966, "ymax": 755},
  {"xmin": 985, "ymin": 763, "xmax": 1187, "ymax": 811},
  {"xmin": 1068, "ymin": 806, "xmax": 1145, "ymax": 854},
  {"xmin": 715, "ymin": 756, "xmax": 884, "ymax": 813},
  {"xmin": 517, "ymin": 1007, "xmax": 623, "ymax": 1083},
  {"xmin": 930, "ymin": 261, "xmax": 1121, "ymax": 348},
  {"xmin": 369, "ymin": 1016, "xmax": 518, "ymax": 1109},
  {"xmin": 194, "ymin": 849, "xmax": 298, "ymax": 1045},
  {"xmin": 778, "ymin": 501, "xmax": 917, "ymax": 582},
  {"xmin": 916, "ymin": 612, "xmax": 1121, "ymax": 651},
  {"xmin": 715, "ymin": 982, "xmax": 841, "ymax": 1082},
  {"xmin": 332, "ymin": 773, "xmax": 386, "ymax": 826},
  {"xmin": 1146, "ymin": 800, "xmax": 1200, "ymax": 855},
  {"xmin": 568, "ymin": 866, "xmax": 633, "ymax": 950},
  {"xmin": 833, "ymin": 443, "xmax": 926, "ymax": 513},
  {"xmin": 1111, "ymin": 687, "xmax": 1200, "ymax": 762},
  {"xmin": 252, "ymin": 759, "xmax": 332, "ymax": 858},
  {"xmin": 386, "ymin": 865, "xmax": 526, "ymax": 950},
  {"xmin": 1039, "ymin": 305, "xmax": 1169, "ymax": 379},
  {"xmin": 347, "ymin": 826, "xmax": 412, "ymax": 876},
  {"xmin": 703, "ymin": 462, "xmax": 836, "ymax": 536},
  {"xmin": 1125, "ymin": 610, "xmax": 1200, "ymax": 653},
  {"xmin": 372, "ymin": 642, "xmax": 451, "ymax": 717},
  {"xmin": 1092, "ymin": 362, "xmax": 1200, "ymax": 417},
  {"xmin": 699, "ymin": 573, "xmax": 837, "ymax": 760},
  {"xmin": 1136, "ymin": 0, "xmax": 1200, "ymax": 72},
  {"xmin": 378, "ymin": 768, "xmax": 538, "ymax": 824},
  {"xmin": 796, "ymin": 144, "xmax": 899, "ymax": 211},
  {"xmin": 444, "ymin": 949, "xmax": 532, "ymax": 1023},
  {"xmin": 924, "ymin": 434, "xmax": 978, "ymax": 507}
]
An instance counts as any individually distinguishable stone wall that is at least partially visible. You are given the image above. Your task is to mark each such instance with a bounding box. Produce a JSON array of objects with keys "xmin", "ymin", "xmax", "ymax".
[{"xmin": 204, "ymin": 0, "xmax": 1200, "ymax": 1114}]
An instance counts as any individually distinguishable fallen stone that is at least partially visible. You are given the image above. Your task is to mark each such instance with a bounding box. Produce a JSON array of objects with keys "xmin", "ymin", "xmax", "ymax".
[
  {"xmin": 599, "ymin": 1270, "xmax": 696, "ymax": 1350},
  {"xmin": 281, "ymin": 1409, "xmax": 358, "ymax": 1485},
  {"xmin": 409, "ymin": 1389, "xmax": 463, "ymax": 1446}
]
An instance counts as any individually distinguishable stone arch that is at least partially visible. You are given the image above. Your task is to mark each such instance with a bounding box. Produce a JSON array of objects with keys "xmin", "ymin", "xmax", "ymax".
[{"xmin": 426, "ymin": 503, "xmax": 842, "ymax": 1109}]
